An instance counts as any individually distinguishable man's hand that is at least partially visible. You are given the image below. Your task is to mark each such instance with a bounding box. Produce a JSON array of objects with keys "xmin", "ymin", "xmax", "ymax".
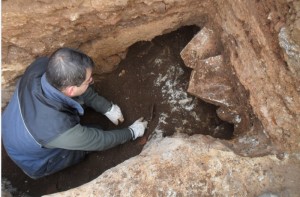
[
  {"xmin": 104, "ymin": 104, "xmax": 124, "ymax": 125},
  {"xmin": 129, "ymin": 117, "xmax": 148, "ymax": 140}
]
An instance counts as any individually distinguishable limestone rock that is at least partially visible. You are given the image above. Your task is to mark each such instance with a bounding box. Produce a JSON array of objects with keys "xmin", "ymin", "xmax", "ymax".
[
  {"xmin": 43, "ymin": 135, "xmax": 300, "ymax": 197},
  {"xmin": 181, "ymin": 28, "xmax": 271, "ymax": 157},
  {"xmin": 279, "ymin": 27, "xmax": 300, "ymax": 79},
  {"xmin": 180, "ymin": 27, "xmax": 222, "ymax": 69},
  {"xmin": 287, "ymin": 0, "xmax": 300, "ymax": 45},
  {"xmin": 214, "ymin": 0, "xmax": 300, "ymax": 153}
]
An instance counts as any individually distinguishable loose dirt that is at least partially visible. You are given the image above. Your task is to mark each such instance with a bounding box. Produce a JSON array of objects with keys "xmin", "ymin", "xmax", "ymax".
[{"xmin": 2, "ymin": 26, "xmax": 233, "ymax": 197}]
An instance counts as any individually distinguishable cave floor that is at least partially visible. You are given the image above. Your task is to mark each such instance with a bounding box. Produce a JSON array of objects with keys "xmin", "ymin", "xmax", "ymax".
[{"xmin": 2, "ymin": 26, "xmax": 233, "ymax": 197}]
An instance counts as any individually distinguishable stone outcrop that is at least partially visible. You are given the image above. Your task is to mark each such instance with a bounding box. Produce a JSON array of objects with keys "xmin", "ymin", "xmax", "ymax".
[
  {"xmin": 180, "ymin": 27, "xmax": 270, "ymax": 156},
  {"xmin": 44, "ymin": 134, "xmax": 300, "ymax": 197},
  {"xmin": 2, "ymin": 0, "xmax": 300, "ymax": 196},
  {"xmin": 213, "ymin": 0, "xmax": 300, "ymax": 154}
]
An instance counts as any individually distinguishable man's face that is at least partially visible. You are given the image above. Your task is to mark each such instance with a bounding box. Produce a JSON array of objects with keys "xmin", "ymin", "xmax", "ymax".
[{"xmin": 70, "ymin": 68, "xmax": 93, "ymax": 97}]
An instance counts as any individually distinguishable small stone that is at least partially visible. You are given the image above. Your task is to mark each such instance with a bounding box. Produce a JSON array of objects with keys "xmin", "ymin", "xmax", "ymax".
[{"xmin": 118, "ymin": 69, "xmax": 126, "ymax": 77}]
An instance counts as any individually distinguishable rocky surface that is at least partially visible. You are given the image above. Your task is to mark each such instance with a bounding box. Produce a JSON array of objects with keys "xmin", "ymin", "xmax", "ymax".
[
  {"xmin": 213, "ymin": 0, "xmax": 300, "ymax": 153},
  {"xmin": 2, "ymin": 0, "xmax": 300, "ymax": 196},
  {"xmin": 44, "ymin": 134, "xmax": 300, "ymax": 197},
  {"xmin": 2, "ymin": 0, "xmax": 211, "ymax": 104},
  {"xmin": 180, "ymin": 27, "xmax": 270, "ymax": 157}
]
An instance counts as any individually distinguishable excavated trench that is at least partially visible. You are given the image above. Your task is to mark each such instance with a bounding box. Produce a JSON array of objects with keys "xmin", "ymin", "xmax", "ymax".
[
  {"xmin": 2, "ymin": 0, "xmax": 300, "ymax": 196},
  {"xmin": 2, "ymin": 26, "xmax": 235, "ymax": 197}
]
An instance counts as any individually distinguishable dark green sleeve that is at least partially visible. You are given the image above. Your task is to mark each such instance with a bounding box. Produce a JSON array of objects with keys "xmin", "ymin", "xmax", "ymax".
[
  {"xmin": 78, "ymin": 86, "xmax": 112, "ymax": 114},
  {"xmin": 45, "ymin": 124, "xmax": 133, "ymax": 151}
]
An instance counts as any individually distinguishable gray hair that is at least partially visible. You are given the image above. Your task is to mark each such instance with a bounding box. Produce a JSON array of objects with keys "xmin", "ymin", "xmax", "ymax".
[{"xmin": 46, "ymin": 47, "xmax": 95, "ymax": 90}]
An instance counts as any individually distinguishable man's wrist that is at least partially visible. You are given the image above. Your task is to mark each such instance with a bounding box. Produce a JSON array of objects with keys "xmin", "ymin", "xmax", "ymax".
[
  {"xmin": 106, "ymin": 102, "xmax": 113, "ymax": 113},
  {"xmin": 129, "ymin": 128, "xmax": 135, "ymax": 140}
]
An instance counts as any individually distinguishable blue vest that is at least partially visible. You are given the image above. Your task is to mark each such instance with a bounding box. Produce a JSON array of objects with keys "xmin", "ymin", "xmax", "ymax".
[{"xmin": 2, "ymin": 57, "xmax": 85, "ymax": 179}]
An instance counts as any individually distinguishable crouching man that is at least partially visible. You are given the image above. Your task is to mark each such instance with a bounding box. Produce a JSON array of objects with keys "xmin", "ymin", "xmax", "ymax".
[{"xmin": 2, "ymin": 47, "xmax": 147, "ymax": 179}]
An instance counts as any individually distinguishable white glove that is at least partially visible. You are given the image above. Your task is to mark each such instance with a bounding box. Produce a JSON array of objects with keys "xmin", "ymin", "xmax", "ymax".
[
  {"xmin": 104, "ymin": 104, "xmax": 124, "ymax": 125},
  {"xmin": 129, "ymin": 117, "xmax": 148, "ymax": 140}
]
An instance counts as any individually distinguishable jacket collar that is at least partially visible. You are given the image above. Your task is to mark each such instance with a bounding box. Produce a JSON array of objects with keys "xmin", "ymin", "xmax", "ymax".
[{"xmin": 41, "ymin": 74, "xmax": 84, "ymax": 115}]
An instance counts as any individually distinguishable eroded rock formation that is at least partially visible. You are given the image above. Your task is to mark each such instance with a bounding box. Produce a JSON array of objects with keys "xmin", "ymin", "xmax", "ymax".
[
  {"xmin": 2, "ymin": 0, "xmax": 300, "ymax": 196},
  {"xmin": 44, "ymin": 135, "xmax": 300, "ymax": 197},
  {"xmin": 180, "ymin": 27, "xmax": 270, "ymax": 156},
  {"xmin": 213, "ymin": 0, "xmax": 300, "ymax": 155}
]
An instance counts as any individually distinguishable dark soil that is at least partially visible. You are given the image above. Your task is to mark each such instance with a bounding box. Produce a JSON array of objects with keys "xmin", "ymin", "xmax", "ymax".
[{"xmin": 2, "ymin": 26, "xmax": 233, "ymax": 197}]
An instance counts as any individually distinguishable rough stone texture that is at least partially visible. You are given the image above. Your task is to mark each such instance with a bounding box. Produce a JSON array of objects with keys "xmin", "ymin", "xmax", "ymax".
[
  {"xmin": 44, "ymin": 134, "xmax": 300, "ymax": 197},
  {"xmin": 180, "ymin": 27, "xmax": 222, "ymax": 68},
  {"xmin": 286, "ymin": 0, "xmax": 300, "ymax": 45},
  {"xmin": 211, "ymin": 0, "xmax": 300, "ymax": 154},
  {"xmin": 279, "ymin": 27, "xmax": 300, "ymax": 79},
  {"xmin": 181, "ymin": 31, "xmax": 270, "ymax": 156},
  {"xmin": 2, "ymin": 0, "xmax": 300, "ymax": 196},
  {"xmin": 2, "ymin": 0, "xmax": 211, "ymax": 106}
]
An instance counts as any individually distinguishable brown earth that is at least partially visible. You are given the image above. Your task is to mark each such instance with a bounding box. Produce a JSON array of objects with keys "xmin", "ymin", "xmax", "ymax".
[{"xmin": 2, "ymin": 26, "xmax": 234, "ymax": 197}]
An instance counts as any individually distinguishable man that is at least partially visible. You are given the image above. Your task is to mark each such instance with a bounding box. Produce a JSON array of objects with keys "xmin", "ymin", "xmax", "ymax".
[{"xmin": 2, "ymin": 47, "xmax": 148, "ymax": 179}]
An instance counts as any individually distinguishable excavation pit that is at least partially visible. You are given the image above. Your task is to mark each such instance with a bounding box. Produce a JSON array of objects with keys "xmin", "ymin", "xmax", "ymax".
[
  {"xmin": 2, "ymin": 26, "xmax": 234, "ymax": 196},
  {"xmin": 2, "ymin": 0, "xmax": 300, "ymax": 196}
]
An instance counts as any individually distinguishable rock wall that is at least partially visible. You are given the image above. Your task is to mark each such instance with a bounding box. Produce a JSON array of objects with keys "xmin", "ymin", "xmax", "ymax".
[
  {"xmin": 2, "ymin": 0, "xmax": 300, "ymax": 196},
  {"xmin": 2, "ymin": 0, "xmax": 211, "ymax": 104},
  {"xmin": 180, "ymin": 27, "xmax": 271, "ymax": 156},
  {"xmin": 214, "ymin": 0, "xmax": 300, "ymax": 153},
  {"xmin": 179, "ymin": 0, "xmax": 300, "ymax": 155}
]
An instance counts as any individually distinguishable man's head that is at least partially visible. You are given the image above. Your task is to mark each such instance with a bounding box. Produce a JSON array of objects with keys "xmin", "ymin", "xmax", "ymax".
[{"xmin": 46, "ymin": 47, "xmax": 95, "ymax": 97}]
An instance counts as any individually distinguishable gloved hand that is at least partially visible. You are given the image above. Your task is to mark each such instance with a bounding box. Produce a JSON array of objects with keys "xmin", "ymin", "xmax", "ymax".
[
  {"xmin": 104, "ymin": 104, "xmax": 124, "ymax": 125},
  {"xmin": 129, "ymin": 117, "xmax": 148, "ymax": 140}
]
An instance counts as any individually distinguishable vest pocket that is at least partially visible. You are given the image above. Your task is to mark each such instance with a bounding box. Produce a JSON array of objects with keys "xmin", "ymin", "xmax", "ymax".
[{"xmin": 45, "ymin": 151, "xmax": 86, "ymax": 176}]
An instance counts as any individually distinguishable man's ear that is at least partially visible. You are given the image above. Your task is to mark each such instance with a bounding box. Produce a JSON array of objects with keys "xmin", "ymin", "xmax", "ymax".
[{"xmin": 62, "ymin": 86, "xmax": 75, "ymax": 97}]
